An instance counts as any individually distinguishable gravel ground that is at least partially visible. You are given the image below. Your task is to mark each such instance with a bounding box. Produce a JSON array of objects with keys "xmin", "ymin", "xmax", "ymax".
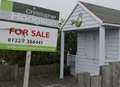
[{"xmin": 0, "ymin": 76, "xmax": 78, "ymax": 87}]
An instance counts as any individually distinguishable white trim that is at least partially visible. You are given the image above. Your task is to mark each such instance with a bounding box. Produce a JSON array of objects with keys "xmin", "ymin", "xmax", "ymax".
[
  {"xmin": 105, "ymin": 59, "xmax": 120, "ymax": 63},
  {"xmin": 61, "ymin": 3, "xmax": 79, "ymax": 31},
  {"xmin": 78, "ymin": 1, "xmax": 103, "ymax": 24},
  {"xmin": 102, "ymin": 23, "xmax": 120, "ymax": 27},
  {"xmin": 63, "ymin": 24, "xmax": 101, "ymax": 32},
  {"xmin": 60, "ymin": 31, "xmax": 65, "ymax": 79},
  {"xmin": 99, "ymin": 26, "xmax": 105, "ymax": 66},
  {"xmin": 119, "ymin": 29, "xmax": 120, "ymax": 61}
]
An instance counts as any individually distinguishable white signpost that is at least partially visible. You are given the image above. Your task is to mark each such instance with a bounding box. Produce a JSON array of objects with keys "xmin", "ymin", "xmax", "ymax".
[
  {"xmin": 24, "ymin": 51, "xmax": 31, "ymax": 87},
  {"xmin": 0, "ymin": 0, "xmax": 59, "ymax": 87}
]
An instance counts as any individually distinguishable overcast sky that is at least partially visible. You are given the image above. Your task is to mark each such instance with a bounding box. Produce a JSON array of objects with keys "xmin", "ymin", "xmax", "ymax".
[{"xmin": 12, "ymin": 0, "xmax": 120, "ymax": 19}]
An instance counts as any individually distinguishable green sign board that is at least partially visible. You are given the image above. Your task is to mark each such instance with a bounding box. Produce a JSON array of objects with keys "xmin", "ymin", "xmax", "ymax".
[
  {"xmin": 0, "ymin": 0, "xmax": 59, "ymax": 20},
  {"xmin": 0, "ymin": 0, "xmax": 59, "ymax": 52},
  {"xmin": 0, "ymin": 0, "xmax": 13, "ymax": 11},
  {"xmin": 0, "ymin": 0, "xmax": 59, "ymax": 28}
]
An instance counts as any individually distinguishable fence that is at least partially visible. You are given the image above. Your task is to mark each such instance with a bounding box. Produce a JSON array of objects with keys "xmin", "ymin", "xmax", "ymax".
[
  {"xmin": 0, "ymin": 64, "xmax": 59, "ymax": 81},
  {"xmin": 0, "ymin": 64, "xmax": 18, "ymax": 81},
  {"xmin": 77, "ymin": 62, "xmax": 120, "ymax": 87}
]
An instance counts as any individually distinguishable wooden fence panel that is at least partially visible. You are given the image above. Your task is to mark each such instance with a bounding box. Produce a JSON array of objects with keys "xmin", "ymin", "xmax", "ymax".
[
  {"xmin": 77, "ymin": 72, "xmax": 90, "ymax": 87},
  {"xmin": 76, "ymin": 62, "xmax": 120, "ymax": 87},
  {"xmin": 110, "ymin": 62, "xmax": 120, "ymax": 87},
  {"xmin": 101, "ymin": 65, "xmax": 112, "ymax": 87},
  {"xmin": 91, "ymin": 76, "xmax": 101, "ymax": 87}
]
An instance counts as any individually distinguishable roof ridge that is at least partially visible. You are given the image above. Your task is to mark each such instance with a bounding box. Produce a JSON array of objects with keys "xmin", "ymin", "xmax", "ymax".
[
  {"xmin": 79, "ymin": 1, "xmax": 120, "ymax": 25},
  {"xmin": 79, "ymin": 1, "xmax": 120, "ymax": 12}
]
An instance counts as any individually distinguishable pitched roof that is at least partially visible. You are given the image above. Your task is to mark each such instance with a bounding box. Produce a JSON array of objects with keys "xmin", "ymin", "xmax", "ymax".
[{"xmin": 81, "ymin": 1, "xmax": 120, "ymax": 25}]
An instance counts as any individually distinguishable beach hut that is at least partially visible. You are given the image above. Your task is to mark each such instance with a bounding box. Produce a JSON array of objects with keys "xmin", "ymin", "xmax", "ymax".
[{"xmin": 60, "ymin": 1, "xmax": 120, "ymax": 78}]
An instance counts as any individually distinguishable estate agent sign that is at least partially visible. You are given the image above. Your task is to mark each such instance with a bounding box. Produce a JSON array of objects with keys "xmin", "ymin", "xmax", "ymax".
[
  {"xmin": 0, "ymin": 0, "xmax": 59, "ymax": 52},
  {"xmin": 0, "ymin": 1, "xmax": 59, "ymax": 87}
]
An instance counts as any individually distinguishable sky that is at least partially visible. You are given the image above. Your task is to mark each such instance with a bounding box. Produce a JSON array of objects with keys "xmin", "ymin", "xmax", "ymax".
[{"xmin": 11, "ymin": 0, "xmax": 120, "ymax": 19}]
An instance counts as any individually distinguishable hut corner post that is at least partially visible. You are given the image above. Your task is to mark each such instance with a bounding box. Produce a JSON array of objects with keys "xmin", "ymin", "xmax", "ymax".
[
  {"xmin": 99, "ymin": 26, "xmax": 105, "ymax": 66},
  {"xmin": 60, "ymin": 31, "xmax": 65, "ymax": 79},
  {"xmin": 119, "ymin": 29, "xmax": 120, "ymax": 61}
]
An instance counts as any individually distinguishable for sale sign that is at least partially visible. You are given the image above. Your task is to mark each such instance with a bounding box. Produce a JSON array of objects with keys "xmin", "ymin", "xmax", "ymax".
[{"xmin": 0, "ymin": 21, "xmax": 58, "ymax": 52}]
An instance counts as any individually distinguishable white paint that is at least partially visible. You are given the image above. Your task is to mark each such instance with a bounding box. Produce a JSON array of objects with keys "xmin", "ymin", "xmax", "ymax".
[
  {"xmin": 99, "ymin": 26, "xmax": 105, "ymax": 66},
  {"xmin": 23, "ymin": 51, "xmax": 31, "ymax": 87},
  {"xmin": 103, "ymin": 23, "xmax": 120, "ymax": 28},
  {"xmin": 60, "ymin": 31, "xmax": 64, "ymax": 79}
]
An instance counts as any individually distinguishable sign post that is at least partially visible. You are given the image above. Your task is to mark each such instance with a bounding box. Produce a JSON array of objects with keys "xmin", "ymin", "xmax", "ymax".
[
  {"xmin": 60, "ymin": 31, "xmax": 64, "ymax": 79},
  {"xmin": 23, "ymin": 51, "xmax": 31, "ymax": 87}
]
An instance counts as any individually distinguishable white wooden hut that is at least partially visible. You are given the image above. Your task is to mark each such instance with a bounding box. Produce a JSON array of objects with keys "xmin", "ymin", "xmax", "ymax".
[{"xmin": 60, "ymin": 1, "xmax": 120, "ymax": 78}]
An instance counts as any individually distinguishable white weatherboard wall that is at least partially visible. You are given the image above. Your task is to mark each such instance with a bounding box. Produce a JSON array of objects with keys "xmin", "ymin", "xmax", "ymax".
[
  {"xmin": 105, "ymin": 29, "xmax": 119, "ymax": 62},
  {"xmin": 76, "ymin": 30, "xmax": 99, "ymax": 75},
  {"xmin": 63, "ymin": 3, "xmax": 100, "ymax": 31},
  {"xmin": 74, "ymin": 29, "xmax": 120, "ymax": 75}
]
